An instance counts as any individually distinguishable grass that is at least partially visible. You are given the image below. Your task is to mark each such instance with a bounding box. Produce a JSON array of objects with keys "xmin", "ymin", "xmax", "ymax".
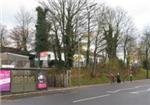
[
  {"xmin": 133, "ymin": 69, "xmax": 150, "ymax": 80},
  {"xmin": 71, "ymin": 75, "xmax": 110, "ymax": 86},
  {"xmin": 71, "ymin": 68, "xmax": 150, "ymax": 86}
]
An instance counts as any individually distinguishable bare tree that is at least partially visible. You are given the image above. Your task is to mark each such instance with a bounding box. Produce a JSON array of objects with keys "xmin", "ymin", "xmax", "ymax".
[
  {"xmin": 121, "ymin": 18, "xmax": 136, "ymax": 67},
  {"xmin": 101, "ymin": 7, "xmax": 134, "ymax": 60},
  {"xmin": 47, "ymin": 9, "xmax": 62, "ymax": 62},
  {"xmin": 10, "ymin": 8, "xmax": 33, "ymax": 51},
  {"xmin": 40, "ymin": 0, "xmax": 87, "ymax": 68},
  {"xmin": 89, "ymin": 5, "xmax": 135, "ymax": 77},
  {"xmin": 10, "ymin": 27, "xmax": 22, "ymax": 49},
  {"xmin": 123, "ymin": 36, "xmax": 135, "ymax": 67},
  {"xmin": 85, "ymin": 1, "xmax": 97, "ymax": 66},
  {"xmin": 0, "ymin": 24, "xmax": 8, "ymax": 47},
  {"xmin": 141, "ymin": 26, "xmax": 150, "ymax": 78},
  {"xmin": 90, "ymin": 4, "xmax": 106, "ymax": 77}
]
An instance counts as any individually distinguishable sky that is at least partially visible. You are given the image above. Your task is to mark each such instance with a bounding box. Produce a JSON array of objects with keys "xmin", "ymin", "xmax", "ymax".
[
  {"xmin": 0, "ymin": 0, "xmax": 38, "ymax": 29},
  {"xmin": 102, "ymin": 0, "xmax": 150, "ymax": 32},
  {"xmin": 0, "ymin": 0, "xmax": 150, "ymax": 32}
]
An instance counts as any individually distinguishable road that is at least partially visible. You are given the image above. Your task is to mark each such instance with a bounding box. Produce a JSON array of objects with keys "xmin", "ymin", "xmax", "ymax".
[{"xmin": 1, "ymin": 79, "xmax": 150, "ymax": 105}]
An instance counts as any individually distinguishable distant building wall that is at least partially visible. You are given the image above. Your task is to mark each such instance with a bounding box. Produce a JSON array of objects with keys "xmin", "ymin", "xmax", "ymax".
[{"xmin": 1, "ymin": 52, "xmax": 30, "ymax": 68}]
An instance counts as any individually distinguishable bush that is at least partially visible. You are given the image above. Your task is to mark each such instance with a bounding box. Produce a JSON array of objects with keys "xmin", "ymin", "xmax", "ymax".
[{"xmin": 99, "ymin": 58, "xmax": 126, "ymax": 73}]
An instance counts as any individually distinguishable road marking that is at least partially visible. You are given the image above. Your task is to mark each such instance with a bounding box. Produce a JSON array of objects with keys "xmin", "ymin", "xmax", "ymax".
[
  {"xmin": 107, "ymin": 86, "xmax": 140, "ymax": 94},
  {"xmin": 130, "ymin": 88, "xmax": 150, "ymax": 94},
  {"xmin": 72, "ymin": 94, "xmax": 110, "ymax": 103},
  {"xmin": 147, "ymin": 88, "xmax": 150, "ymax": 91},
  {"xmin": 107, "ymin": 90, "xmax": 120, "ymax": 93}
]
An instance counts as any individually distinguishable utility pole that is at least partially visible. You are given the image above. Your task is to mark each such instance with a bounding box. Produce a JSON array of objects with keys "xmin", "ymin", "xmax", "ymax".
[
  {"xmin": 146, "ymin": 48, "xmax": 149, "ymax": 79},
  {"xmin": 78, "ymin": 36, "xmax": 81, "ymax": 86},
  {"xmin": 86, "ymin": 3, "xmax": 97, "ymax": 66}
]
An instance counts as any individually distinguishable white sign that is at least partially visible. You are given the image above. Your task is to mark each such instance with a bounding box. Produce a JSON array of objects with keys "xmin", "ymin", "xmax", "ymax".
[
  {"xmin": 2, "ymin": 65, "xmax": 14, "ymax": 68},
  {"xmin": 40, "ymin": 51, "xmax": 48, "ymax": 60}
]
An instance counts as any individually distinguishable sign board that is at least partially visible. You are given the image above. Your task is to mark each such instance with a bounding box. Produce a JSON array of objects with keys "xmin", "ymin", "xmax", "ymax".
[
  {"xmin": 37, "ymin": 72, "xmax": 47, "ymax": 89},
  {"xmin": 40, "ymin": 51, "xmax": 48, "ymax": 60},
  {"xmin": 2, "ymin": 65, "xmax": 14, "ymax": 68},
  {"xmin": 0, "ymin": 70, "xmax": 11, "ymax": 92},
  {"xmin": 73, "ymin": 54, "xmax": 84, "ymax": 62}
]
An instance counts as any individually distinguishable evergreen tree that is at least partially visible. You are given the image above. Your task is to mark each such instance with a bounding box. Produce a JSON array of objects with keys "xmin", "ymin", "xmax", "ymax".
[{"xmin": 35, "ymin": 6, "xmax": 50, "ymax": 55}]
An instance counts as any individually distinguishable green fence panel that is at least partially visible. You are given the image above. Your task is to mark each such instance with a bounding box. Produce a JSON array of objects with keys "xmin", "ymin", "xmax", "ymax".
[
  {"xmin": 11, "ymin": 71, "xmax": 36, "ymax": 93},
  {"xmin": 11, "ymin": 76, "xmax": 24, "ymax": 93},
  {"xmin": 24, "ymin": 76, "xmax": 36, "ymax": 92}
]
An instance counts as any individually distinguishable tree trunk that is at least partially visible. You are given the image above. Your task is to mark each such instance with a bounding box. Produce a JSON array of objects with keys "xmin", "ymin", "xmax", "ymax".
[{"xmin": 86, "ymin": 15, "xmax": 91, "ymax": 66}]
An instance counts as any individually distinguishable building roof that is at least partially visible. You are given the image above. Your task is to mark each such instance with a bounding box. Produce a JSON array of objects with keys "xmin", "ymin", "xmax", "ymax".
[{"xmin": 1, "ymin": 47, "xmax": 29, "ymax": 56}]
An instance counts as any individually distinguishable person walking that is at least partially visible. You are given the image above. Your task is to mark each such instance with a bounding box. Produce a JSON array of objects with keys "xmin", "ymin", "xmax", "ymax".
[
  {"xmin": 116, "ymin": 73, "xmax": 121, "ymax": 83},
  {"xmin": 110, "ymin": 73, "xmax": 115, "ymax": 83},
  {"xmin": 129, "ymin": 73, "xmax": 133, "ymax": 82}
]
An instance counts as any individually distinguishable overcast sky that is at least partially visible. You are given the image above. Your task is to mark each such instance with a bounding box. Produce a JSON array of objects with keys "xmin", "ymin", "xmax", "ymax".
[{"xmin": 1, "ymin": 0, "xmax": 150, "ymax": 32}]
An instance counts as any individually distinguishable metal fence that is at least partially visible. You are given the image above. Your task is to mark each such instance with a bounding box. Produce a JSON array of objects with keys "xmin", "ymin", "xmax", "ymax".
[
  {"xmin": 0, "ymin": 68, "xmax": 71, "ymax": 94},
  {"xmin": 0, "ymin": 68, "xmax": 48, "ymax": 94}
]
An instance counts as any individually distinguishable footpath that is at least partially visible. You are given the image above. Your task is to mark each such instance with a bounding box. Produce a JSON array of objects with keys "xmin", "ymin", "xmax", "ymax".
[
  {"xmin": 1, "ymin": 87, "xmax": 78, "ymax": 100},
  {"xmin": 1, "ymin": 79, "xmax": 148, "ymax": 100},
  {"xmin": 0, "ymin": 83, "xmax": 109, "ymax": 100}
]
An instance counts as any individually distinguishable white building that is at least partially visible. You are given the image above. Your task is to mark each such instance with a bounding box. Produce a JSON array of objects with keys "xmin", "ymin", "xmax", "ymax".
[{"xmin": 1, "ymin": 47, "xmax": 30, "ymax": 68}]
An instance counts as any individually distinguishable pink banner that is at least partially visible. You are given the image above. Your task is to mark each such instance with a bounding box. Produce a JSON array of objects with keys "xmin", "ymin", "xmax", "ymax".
[
  {"xmin": 38, "ymin": 83, "xmax": 47, "ymax": 89},
  {"xmin": 0, "ymin": 70, "xmax": 11, "ymax": 91}
]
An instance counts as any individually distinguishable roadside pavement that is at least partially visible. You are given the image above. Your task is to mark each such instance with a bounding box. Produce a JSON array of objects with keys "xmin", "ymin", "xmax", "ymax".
[
  {"xmin": 0, "ymin": 83, "xmax": 110, "ymax": 100},
  {"xmin": 0, "ymin": 79, "xmax": 148, "ymax": 100}
]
